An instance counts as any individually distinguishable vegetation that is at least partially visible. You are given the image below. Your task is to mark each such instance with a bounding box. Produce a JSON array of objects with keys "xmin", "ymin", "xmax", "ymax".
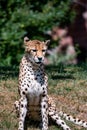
[
  {"xmin": 0, "ymin": 63, "xmax": 87, "ymax": 130},
  {"xmin": 0, "ymin": 0, "xmax": 76, "ymax": 66}
]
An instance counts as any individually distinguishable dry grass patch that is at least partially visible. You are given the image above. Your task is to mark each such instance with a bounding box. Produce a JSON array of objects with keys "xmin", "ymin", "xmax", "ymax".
[{"xmin": 0, "ymin": 79, "xmax": 18, "ymax": 130}]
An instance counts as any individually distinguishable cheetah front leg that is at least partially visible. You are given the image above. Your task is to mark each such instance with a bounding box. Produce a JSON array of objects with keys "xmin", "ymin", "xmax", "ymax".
[
  {"xmin": 41, "ymin": 95, "xmax": 48, "ymax": 130},
  {"xmin": 18, "ymin": 96, "xmax": 27, "ymax": 130},
  {"xmin": 14, "ymin": 100, "xmax": 20, "ymax": 117}
]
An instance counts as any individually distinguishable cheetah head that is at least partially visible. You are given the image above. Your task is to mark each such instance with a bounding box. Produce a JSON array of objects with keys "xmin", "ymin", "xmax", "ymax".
[{"xmin": 24, "ymin": 37, "xmax": 50, "ymax": 64}]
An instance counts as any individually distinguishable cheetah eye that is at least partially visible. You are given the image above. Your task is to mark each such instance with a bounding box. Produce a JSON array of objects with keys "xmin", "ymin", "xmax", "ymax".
[
  {"xmin": 42, "ymin": 49, "xmax": 46, "ymax": 52},
  {"xmin": 32, "ymin": 49, "xmax": 37, "ymax": 52}
]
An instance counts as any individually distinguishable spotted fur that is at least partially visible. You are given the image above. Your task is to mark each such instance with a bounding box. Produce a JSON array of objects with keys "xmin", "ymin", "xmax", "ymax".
[{"xmin": 14, "ymin": 37, "xmax": 87, "ymax": 130}]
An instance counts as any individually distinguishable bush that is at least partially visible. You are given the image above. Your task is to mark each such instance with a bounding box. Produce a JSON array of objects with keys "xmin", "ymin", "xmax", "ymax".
[{"xmin": 0, "ymin": 0, "xmax": 76, "ymax": 66}]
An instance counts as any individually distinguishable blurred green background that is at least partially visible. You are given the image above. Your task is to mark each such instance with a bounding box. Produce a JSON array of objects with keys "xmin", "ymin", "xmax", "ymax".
[{"xmin": 0, "ymin": 0, "xmax": 76, "ymax": 66}]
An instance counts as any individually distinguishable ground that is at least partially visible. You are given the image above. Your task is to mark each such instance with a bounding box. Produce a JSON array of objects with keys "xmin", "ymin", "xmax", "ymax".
[{"xmin": 0, "ymin": 64, "xmax": 87, "ymax": 130}]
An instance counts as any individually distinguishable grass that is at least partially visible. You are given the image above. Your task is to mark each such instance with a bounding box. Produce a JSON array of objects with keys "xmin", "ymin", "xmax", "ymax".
[{"xmin": 0, "ymin": 63, "xmax": 87, "ymax": 130}]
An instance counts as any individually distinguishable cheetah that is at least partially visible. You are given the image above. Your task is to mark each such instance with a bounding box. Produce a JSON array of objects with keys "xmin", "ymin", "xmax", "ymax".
[{"xmin": 14, "ymin": 37, "xmax": 87, "ymax": 130}]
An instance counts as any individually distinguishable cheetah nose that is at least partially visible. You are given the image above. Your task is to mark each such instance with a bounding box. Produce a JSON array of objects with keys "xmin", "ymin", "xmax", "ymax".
[{"xmin": 38, "ymin": 57, "xmax": 42, "ymax": 61}]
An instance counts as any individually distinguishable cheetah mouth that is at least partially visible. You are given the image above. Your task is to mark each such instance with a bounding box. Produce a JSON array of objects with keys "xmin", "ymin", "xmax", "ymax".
[
  {"xmin": 36, "ymin": 61, "xmax": 42, "ymax": 64},
  {"xmin": 34, "ymin": 60, "xmax": 43, "ymax": 64}
]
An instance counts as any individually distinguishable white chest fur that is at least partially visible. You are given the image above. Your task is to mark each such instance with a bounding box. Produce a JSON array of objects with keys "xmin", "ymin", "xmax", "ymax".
[{"xmin": 20, "ymin": 64, "xmax": 47, "ymax": 106}]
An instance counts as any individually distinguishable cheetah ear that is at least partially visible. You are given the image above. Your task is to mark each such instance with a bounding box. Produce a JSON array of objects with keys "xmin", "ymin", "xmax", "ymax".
[
  {"xmin": 44, "ymin": 40, "xmax": 50, "ymax": 46},
  {"xmin": 24, "ymin": 37, "xmax": 29, "ymax": 45}
]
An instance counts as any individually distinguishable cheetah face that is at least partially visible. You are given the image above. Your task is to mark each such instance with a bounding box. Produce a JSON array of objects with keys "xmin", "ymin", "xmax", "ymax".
[{"xmin": 24, "ymin": 37, "xmax": 50, "ymax": 64}]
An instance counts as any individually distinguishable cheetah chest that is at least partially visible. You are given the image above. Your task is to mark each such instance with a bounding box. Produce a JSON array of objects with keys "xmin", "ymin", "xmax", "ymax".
[
  {"xmin": 26, "ymin": 70, "xmax": 46, "ymax": 96},
  {"xmin": 22, "ymin": 68, "xmax": 47, "ymax": 119}
]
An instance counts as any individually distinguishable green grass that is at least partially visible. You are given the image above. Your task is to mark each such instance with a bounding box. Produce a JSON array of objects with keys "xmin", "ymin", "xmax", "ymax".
[{"xmin": 0, "ymin": 63, "xmax": 87, "ymax": 130}]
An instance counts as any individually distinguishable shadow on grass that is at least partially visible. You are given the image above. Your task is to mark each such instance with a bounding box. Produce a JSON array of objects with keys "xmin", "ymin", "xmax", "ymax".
[
  {"xmin": 1, "ymin": 63, "xmax": 86, "ymax": 80},
  {"xmin": 0, "ymin": 66, "xmax": 19, "ymax": 80},
  {"xmin": 77, "ymin": 62, "xmax": 87, "ymax": 71},
  {"xmin": 0, "ymin": 64, "xmax": 75, "ymax": 80},
  {"xmin": 46, "ymin": 65, "xmax": 75, "ymax": 80},
  {"xmin": 24, "ymin": 117, "xmax": 41, "ymax": 130},
  {"xmin": 24, "ymin": 117, "xmax": 63, "ymax": 130},
  {"xmin": 51, "ymin": 74, "xmax": 75, "ymax": 80}
]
